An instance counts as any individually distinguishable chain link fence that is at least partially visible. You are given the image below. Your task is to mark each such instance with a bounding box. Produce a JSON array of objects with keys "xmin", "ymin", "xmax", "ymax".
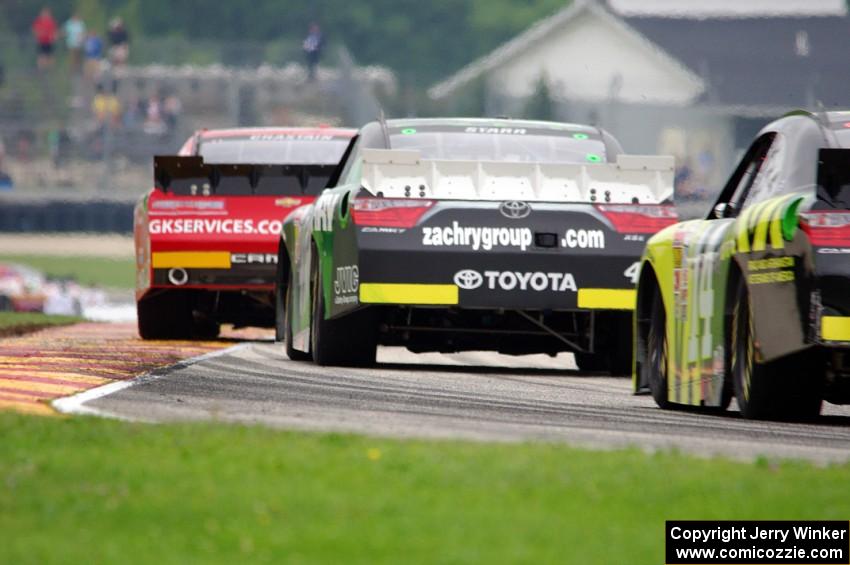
[{"xmin": 0, "ymin": 33, "xmax": 395, "ymax": 232}]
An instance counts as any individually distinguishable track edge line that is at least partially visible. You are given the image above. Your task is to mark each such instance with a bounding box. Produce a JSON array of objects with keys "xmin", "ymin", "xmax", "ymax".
[{"xmin": 52, "ymin": 342, "xmax": 252, "ymax": 420}]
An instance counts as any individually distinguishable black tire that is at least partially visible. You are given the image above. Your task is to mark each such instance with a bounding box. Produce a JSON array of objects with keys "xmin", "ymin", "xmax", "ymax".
[
  {"xmin": 0, "ymin": 294, "xmax": 12, "ymax": 312},
  {"xmin": 731, "ymin": 281, "xmax": 822, "ymax": 420},
  {"xmin": 606, "ymin": 317, "xmax": 633, "ymax": 375},
  {"xmin": 284, "ymin": 268, "xmax": 310, "ymax": 361},
  {"xmin": 192, "ymin": 315, "xmax": 221, "ymax": 340},
  {"xmin": 644, "ymin": 285, "xmax": 671, "ymax": 409},
  {"xmin": 575, "ymin": 350, "xmax": 632, "ymax": 374},
  {"xmin": 274, "ymin": 266, "xmax": 287, "ymax": 342},
  {"xmin": 575, "ymin": 314, "xmax": 632, "ymax": 375},
  {"xmin": 310, "ymin": 252, "xmax": 377, "ymax": 367},
  {"xmin": 574, "ymin": 352, "xmax": 608, "ymax": 372},
  {"xmin": 137, "ymin": 292, "xmax": 194, "ymax": 340}
]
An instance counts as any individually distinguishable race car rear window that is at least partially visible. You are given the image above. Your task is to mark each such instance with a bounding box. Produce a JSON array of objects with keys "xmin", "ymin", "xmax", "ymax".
[
  {"xmin": 388, "ymin": 125, "xmax": 607, "ymax": 163},
  {"xmin": 816, "ymin": 147, "xmax": 850, "ymax": 209},
  {"xmin": 198, "ymin": 136, "xmax": 349, "ymax": 165}
]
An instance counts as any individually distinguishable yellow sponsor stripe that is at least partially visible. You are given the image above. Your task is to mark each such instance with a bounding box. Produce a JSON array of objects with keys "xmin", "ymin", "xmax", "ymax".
[
  {"xmin": 736, "ymin": 204, "xmax": 758, "ymax": 253},
  {"xmin": 822, "ymin": 316, "xmax": 850, "ymax": 341},
  {"xmin": 769, "ymin": 198, "xmax": 788, "ymax": 250},
  {"xmin": 359, "ymin": 283, "xmax": 459, "ymax": 305},
  {"xmin": 747, "ymin": 200, "xmax": 766, "ymax": 233},
  {"xmin": 577, "ymin": 288, "xmax": 636, "ymax": 310},
  {"xmin": 751, "ymin": 197, "xmax": 787, "ymax": 252},
  {"xmin": 152, "ymin": 251, "xmax": 231, "ymax": 269}
]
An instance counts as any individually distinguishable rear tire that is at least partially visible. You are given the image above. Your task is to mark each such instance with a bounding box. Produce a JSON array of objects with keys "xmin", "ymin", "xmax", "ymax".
[
  {"xmin": 575, "ymin": 314, "xmax": 632, "ymax": 375},
  {"xmin": 574, "ymin": 353, "xmax": 608, "ymax": 372},
  {"xmin": 731, "ymin": 281, "xmax": 822, "ymax": 420},
  {"xmin": 644, "ymin": 286, "xmax": 671, "ymax": 409},
  {"xmin": 193, "ymin": 315, "xmax": 220, "ymax": 340},
  {"xmin": 310, "ymin": 253, "xmax": 377, "ymax": 367},
  {"xmin": 0, "ymin": 295, "xmax": 12, "ymax": 312},
  {"xmin": 606, "ymin": 318, "xmax": 633, "ymax": 375},
  {"xmin": 137, "ymin": 292, "xmax": 193, "ymax": 340}
]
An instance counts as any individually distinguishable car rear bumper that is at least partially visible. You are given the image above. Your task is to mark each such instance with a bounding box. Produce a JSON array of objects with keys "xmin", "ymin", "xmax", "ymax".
[
  {"xmin": 355, "ymin": 247, "xmax": 639, "ymax": 311},
  {"xmin": 148, "ymin": 248, "xmax": 277, "ymax": 291}
]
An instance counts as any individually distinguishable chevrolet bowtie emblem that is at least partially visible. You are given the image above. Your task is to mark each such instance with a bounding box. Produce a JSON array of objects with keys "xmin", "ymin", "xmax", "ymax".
[{"xmin": 275, "ymin": 197, "xmax": 302, "ymax": 207}]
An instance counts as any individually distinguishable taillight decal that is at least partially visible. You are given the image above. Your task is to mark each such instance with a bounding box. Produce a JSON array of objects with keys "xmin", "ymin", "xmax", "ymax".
[
  {"xmin": 596, "ymin": 204, "xmax": 678, "ymax": 234},
  {"xmin": 801, "ymin": 212, "xmax": 850, "ymax": 246},
  {"xmin": 352, "ymin": 198, "xmax": 435, "ymax": 229}
]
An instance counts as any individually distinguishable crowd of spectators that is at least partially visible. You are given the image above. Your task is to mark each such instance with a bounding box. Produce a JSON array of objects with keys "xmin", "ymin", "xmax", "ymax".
[
  {"xmin": 30, "ymin": 8, "xmax": 130, "ymax": 75},
  {"xmin": 2, "ymin": 12, "xmax": 327, "ymax": 188},
  {"xmin": 24, "ymin": 7, "xmax": 184, "ymax": 163},
  {"xmin": 673, "ymin": 148, "xmax": 718, "ymax": 203},
  {"xmin": 90, "ymin": 85, "xmax": 182, "ymax": 135}
]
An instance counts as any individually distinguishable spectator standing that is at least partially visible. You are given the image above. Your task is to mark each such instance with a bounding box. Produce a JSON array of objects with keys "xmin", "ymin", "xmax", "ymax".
[
  {"xmin": 63, "ymin": 12, "xmax": 86, "ymax": 74},
  {"xmin": 674, "ymin": 157, "xmax": 695, "ymax": 200},
  {"xmin": 163, "ymin": 93, "xmax": 182, "ymax": 133},
  {"xmin": 122, "ymin": 95, "xmax": 143, "ymax": 129},
  {"xmin": 31, "ymin": 8, "xmax": 58, "ymax": 70},
  {"xmin": 83, "ymin": 31, "xmax": 104, "ymax": 80},
  {"xmin": 107, "ymin": 18, "xmax": 130, "ymax": 67},
  {"xmin": 143, "ymin": 92, "xmax": 166, "ymax": 135},
  {"xmin": 92, "ymin": 82, "xmax": 121, "ymax": 128},
  {"xmin": 302, "ymin": 23, "xmax": 323, "ymax": 81}
]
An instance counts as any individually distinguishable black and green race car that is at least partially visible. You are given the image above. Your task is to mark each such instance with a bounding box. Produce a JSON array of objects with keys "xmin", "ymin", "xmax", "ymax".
[
  {"xmin": 276, "ymin": 117, "xmax": 677, "ymax": 369},
  {"xmin": 635, "ymin": 110, "xmax": 850, "ymax": 420}
]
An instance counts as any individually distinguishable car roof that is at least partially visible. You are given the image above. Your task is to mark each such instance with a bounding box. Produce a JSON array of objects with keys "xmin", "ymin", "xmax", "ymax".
[
  {"xmin": 757, "ymin": 110, "xmax": 850, "ymax": 148},
  {"xmin": 820, "ymin": 110, "xmax": 850, "ymax": 132},
  {"xmin": 197, "ymin": 126, "xmax": 356, "ymax": 139},
  {"xmin": 383, "ymin": 117, "xmax": 600, "ymax": 135}
]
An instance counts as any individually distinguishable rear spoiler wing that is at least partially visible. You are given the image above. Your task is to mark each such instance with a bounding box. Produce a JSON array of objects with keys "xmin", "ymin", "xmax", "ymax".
[
  {"xmin": 154, "ymin": 155, "xmax": 337, "ymax": 196},
  {"xmin": 360, "ymin": 148, "xmax": 675, "ymax": 204}
]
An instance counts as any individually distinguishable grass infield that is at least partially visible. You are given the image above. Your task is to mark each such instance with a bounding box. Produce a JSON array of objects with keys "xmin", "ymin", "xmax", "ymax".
[
  {"xmin": 0, "ymin": 312, "xmax": 83, "ymax": 336},
  {"xmin": 0, "ymin": 254, "xmax": 134, "ymax": 289},
  {"xmin": 1, "ymin": 413, "xmax": 849, "ymax": 564}
]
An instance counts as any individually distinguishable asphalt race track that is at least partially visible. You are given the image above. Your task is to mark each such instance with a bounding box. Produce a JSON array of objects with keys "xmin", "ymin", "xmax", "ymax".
[{"xmin": 84, "ymin": 342, "xmax": 850, "ymax": 464}]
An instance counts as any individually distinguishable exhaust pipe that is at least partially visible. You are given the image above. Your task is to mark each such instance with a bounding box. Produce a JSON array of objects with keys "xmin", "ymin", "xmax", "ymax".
[{"xmin": 168, "ymin": 267, "xmax": 189, "ymax": 286}]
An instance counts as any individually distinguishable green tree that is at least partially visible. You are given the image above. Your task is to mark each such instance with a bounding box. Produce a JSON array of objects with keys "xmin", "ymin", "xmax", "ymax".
[
  {"xmin": 2, "ymin": 0, "xmax": 573, "ymax": 84},
  {"xmin": 75, "ymin": 0, "xmax": 107, "ymax": 33}
]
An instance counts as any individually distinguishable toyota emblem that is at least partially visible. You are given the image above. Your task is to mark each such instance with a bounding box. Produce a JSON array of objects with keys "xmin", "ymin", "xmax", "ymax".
[
  {"xmin": 453, "ymin": 269, "xmax": 483, "ymax": 290},
  {"xmin": 499, "ymin": 201, "xmax": 531, "ymax": 219}
]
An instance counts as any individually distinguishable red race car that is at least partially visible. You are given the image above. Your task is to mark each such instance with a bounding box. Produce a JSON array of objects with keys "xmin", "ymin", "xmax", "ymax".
[
  {"xmin": 134, "ymin": 126, "xmax": 355, "ymax": 339},
  {"xmin": 0, "ymin": 263, "xmax": 47, "ymax": 313}
]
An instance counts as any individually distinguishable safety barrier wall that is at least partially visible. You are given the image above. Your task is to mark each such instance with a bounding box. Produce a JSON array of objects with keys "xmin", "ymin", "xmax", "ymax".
[{"xmin": 0, "ymin": 200, "xmax": 133, "ymax": 233}]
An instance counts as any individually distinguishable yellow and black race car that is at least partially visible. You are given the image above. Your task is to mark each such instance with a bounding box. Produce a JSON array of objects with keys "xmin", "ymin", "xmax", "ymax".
[{"xmin": 634, "ymin": 110, "xmax": 850, "ymax": 420}]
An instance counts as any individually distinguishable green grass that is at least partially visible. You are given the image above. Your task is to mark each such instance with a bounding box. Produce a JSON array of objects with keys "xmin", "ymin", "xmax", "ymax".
[
  {"xmin": 1, "ymin": 413, "xmax": 848, "ymax": 564},
  {"xmin": 0, "ymin": 254, "xmax": 134, "ymax": 289},
  {"xmin": 0, "ymin": 312, "xmax": 82, "ymax": 334}
]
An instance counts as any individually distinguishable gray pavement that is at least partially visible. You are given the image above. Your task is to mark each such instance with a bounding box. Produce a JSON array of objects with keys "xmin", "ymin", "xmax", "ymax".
[{"xmin": 87, "ymin": 342, "xmax": 850, "ymax": 464}]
